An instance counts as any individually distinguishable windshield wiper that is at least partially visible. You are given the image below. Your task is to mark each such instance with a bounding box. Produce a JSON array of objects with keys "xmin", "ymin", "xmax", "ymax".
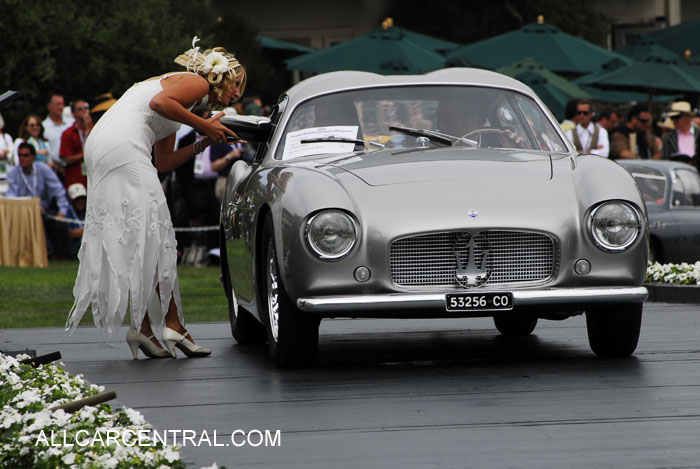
[
  {"xmin": 388, "ymin": 125, "xmax": 477, "ymax": 147},
  {"xmin": 300, "ymin": 137, "xmax": 385, "ymax": 149}
]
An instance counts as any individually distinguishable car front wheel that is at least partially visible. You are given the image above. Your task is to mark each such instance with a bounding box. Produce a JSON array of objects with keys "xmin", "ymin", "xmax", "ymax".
[
  {"xmin": 260, "ymin": 215, "xmax": 320, "ymax": 367},
  {"xmin": 585, "ymin": 303, "xmax": 642, "ymax": 357}
]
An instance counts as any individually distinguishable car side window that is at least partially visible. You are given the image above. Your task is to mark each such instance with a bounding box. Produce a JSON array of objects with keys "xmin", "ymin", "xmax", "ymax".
[
  {"xmin": 514, "ymin": 95, "xmax": 567, "ymax": 152},
  {"xmin": 671, "ymin": 168, "xmax": 700, "ymax": 207},
  {"xmin": 491, "ymin": 98, "xmax": 534, "ymax": 150}
]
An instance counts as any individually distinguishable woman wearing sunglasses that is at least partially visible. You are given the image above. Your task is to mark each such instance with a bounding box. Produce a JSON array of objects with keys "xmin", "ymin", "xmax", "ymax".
[{"xmin": 15, "ymin": 114, "xmax": 52, "ymax": 167}]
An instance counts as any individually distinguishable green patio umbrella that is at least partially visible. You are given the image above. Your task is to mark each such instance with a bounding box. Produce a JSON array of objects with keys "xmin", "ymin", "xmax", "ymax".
[
  {"xmin": 617, "ymin": 34, "xmax": 679, "ymax": 61},
  {"xmin": 445, "ymin": 18, "xmax": 631, "ymax": 75},
  {"xmin": 258, "ymin": 36, "xmax": 314, "ymax": 55},
  {"xmin": 648, "ymin": 18, "xmax": 700, "ymax": 58},
  {"xmin": 285, "ymin": 23, "xmax": 446, "ymax": 75},
  {"xmin": 386, "ymin": 25, "xmax": 460, "ymax": 56},
  {"xmin": 496, "ymin": 58, "xmax": 594, "ymax": 120},
  {"xmin": 574, "ymin": 58, "xmax": 681, "ymax": 103},
  {"xmin": 577, "ymin": 55, "xmax": 700, "ymax": 111}
]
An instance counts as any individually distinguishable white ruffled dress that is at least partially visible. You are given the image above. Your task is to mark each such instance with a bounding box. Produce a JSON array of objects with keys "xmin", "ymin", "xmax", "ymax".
[{"xmin": 66, "ymin": 74, "xmax": 189, "ymax": 336}]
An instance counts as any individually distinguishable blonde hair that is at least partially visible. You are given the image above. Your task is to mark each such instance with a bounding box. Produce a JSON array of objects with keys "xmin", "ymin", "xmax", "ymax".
[{"xmin": 174, "ymin": 38, "xmax": 246, "ymax": 108}]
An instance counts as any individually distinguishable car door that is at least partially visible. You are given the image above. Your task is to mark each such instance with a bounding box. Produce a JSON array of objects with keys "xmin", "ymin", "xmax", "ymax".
[{"xmin": 668, "ymin": 167, "xmax": 700, "ymax": 262}]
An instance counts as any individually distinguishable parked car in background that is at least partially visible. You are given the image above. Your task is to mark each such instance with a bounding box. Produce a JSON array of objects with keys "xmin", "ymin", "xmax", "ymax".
[
  {"xmin": 219, "ymin": 68, "xmax": 648, "ymax": 367},
  {"xmin": 618, "ymin": 159, "xmax": 700, "ymax": 264}
]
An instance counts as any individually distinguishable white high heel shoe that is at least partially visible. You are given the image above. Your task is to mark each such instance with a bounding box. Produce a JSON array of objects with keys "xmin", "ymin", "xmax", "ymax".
[
  {"xmin": 126, "ymin": 328, "xmax": 172, "ymax": 359},
  {"xmin": 162, "ymin": 327, "xmax": 212, "ymax": 358}
]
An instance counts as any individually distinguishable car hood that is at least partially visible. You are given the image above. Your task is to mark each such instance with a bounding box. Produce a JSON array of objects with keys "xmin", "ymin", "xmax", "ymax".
[{"xmin": 310, "ymin": 148, "xmax": 554, "ymax": 186}]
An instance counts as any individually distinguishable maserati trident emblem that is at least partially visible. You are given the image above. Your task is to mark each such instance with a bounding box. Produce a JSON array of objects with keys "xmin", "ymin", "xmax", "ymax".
[
  {"xmin": 468, "ymin": 209, "xmax": 478, "ymax": 218},
  {"xmin": 454, "ymin": 233, "xmax": 490, "ymax": 288}
]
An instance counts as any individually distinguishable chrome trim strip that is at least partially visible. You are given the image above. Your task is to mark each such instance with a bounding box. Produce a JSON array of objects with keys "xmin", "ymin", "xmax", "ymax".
[{"xmin": 296, "ymin": 287, "xmax": 648, "ymax": 312}]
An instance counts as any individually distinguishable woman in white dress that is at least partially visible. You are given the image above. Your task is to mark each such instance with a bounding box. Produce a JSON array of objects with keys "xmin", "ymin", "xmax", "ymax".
[{"xmin": 66, "ymin": 39, "xmax": 246, "ymax": 359}]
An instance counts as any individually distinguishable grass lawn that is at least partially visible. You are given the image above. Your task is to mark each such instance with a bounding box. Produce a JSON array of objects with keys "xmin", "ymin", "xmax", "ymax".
[{"xmin": 0, "ymin": 261, "xmax": 229, "ymax": 329}]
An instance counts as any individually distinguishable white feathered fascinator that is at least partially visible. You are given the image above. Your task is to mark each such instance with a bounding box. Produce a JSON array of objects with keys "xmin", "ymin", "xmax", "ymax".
[{"xmin": 174, "ymin": 36, "xmax": 244, "ymax": 86}]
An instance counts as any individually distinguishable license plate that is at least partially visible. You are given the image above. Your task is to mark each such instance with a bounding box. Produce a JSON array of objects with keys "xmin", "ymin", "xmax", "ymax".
[{"xmin": 445, "ymin": 292, "xmax": 513, "ymax": 312}]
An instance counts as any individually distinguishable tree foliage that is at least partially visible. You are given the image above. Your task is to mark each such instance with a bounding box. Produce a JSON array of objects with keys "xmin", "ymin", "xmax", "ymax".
[{"xmin": 0, "ymin": 0, "xmax": 284, "ymax": 135}]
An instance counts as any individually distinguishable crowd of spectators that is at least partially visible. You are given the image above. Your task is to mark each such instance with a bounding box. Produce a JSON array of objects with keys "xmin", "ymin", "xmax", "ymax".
[{"xmin": 560, "ymin": 98, "xmax": 700, "ymax": 164}]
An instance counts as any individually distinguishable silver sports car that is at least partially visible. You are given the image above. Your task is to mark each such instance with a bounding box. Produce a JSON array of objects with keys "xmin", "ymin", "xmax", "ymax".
[{"xmin": 219, "ymin": 68, "xmax": 648, "ymax": 367}]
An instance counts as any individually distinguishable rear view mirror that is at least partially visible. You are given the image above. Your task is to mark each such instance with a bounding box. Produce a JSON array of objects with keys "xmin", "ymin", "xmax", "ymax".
[{"xmin": 221, "ymin": 114, "xmax": 272, "ymax": 143}]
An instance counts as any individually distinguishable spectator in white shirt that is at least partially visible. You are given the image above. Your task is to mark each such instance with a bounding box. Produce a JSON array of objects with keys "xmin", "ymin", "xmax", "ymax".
[
  {"xmin": 565, "ymin": 100, "xmax": 609, "ymax": 157},
  {"xmin": 42, "ymin": 93, "xmax": 74, "ymax": 168}
]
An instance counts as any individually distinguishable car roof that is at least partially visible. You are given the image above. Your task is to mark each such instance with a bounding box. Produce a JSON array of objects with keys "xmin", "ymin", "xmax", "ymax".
[{"xmin": 283, "ymin": 68, "xmax": 535, "ymax": 104}]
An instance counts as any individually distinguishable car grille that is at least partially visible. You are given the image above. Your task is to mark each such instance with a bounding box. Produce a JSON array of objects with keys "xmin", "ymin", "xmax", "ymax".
[{"xmin": 389, "ymin": 230, "xmax": 558, "ymax": 288}]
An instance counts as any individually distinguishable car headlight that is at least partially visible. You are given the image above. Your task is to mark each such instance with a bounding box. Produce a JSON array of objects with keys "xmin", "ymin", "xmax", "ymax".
[
  {"xmin": 589, "ymin": 201, "xmax": 641, "ymax": 251},
  {"xmin": 306, "ymin": 210, "xmax": 357, "ymax": 259}
]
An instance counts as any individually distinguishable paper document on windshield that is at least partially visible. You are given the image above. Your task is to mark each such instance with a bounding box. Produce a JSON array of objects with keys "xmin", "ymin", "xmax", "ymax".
[{"xmin": 283, "ymin": 126, "xmax": 359, "ymax": 160}]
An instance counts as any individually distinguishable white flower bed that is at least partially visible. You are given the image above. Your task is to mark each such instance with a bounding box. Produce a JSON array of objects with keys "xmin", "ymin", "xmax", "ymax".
[
  {"xmin": 646, "ymin": 261, "xmax": 700, "ymax": 285},
  {"xmin": 0, "ymin": 353, "xmax": 219, "ymax": 469}
]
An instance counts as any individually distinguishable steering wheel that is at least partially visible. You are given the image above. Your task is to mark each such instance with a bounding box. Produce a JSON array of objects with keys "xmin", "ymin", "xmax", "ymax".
[
  {"xmin": 462, "ymin": 128, "xmax": 510, "ymax": 139},
  {"xmin": 462, "ymin": 128, "xmax": 521, "ymax": 148}
]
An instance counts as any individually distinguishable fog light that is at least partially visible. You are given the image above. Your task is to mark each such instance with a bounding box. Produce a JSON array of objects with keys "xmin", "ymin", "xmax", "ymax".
[
  {"xmin": 354, "ymin": 266, "xmax": 371, "ymax": 282},
  {"xmin": 574, "ymin": 259, "xmax": 591, "ymax": 275}
]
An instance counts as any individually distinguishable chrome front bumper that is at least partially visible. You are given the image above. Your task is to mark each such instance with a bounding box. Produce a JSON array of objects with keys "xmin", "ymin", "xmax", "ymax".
[{"xmin": 296, "ymin": 287, "xmax": 648, "ymax": 313}]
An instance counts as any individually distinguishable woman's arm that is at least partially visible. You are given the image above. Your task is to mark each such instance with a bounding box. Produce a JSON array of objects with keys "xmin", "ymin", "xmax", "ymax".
[
  {"xmin": 210, "ymin": 147, "xmax": 242, "ymax": 172},
  {"xmin": 153, "ymin": 134, "xmax": 215, "ymax": 173},
  {"xmin": 149, "ymin": 74, "xmax": 236, "ymax": 142}
]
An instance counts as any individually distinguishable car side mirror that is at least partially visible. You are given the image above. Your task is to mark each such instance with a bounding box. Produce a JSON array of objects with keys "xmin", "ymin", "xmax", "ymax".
[{"xmin": 221, "ymin": 114, "xmax": 272, "ymax": 143}]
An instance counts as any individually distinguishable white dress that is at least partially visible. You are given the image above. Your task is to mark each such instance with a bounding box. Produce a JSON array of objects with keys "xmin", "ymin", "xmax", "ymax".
[{"xmin": 66, "ymin": 74, "xmax": 189, "ymax": 336}]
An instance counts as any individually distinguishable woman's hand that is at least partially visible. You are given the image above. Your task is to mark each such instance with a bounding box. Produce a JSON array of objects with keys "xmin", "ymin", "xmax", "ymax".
[{"xmin": 197, "ymin": 113, "xmax": 239, "ymax": 143}]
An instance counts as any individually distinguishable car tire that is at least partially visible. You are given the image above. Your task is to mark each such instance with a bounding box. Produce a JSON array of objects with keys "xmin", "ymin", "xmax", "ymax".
[
  {"xmin": 493, "ymin": 315, "xmax": 538, "ymax": 336},
  {"xmin": 260, "ymin": 215, "xmax": 320, "ymax": 367},
  {"xmin": 586, "ymin": 303, "xmax": 642, "ymax": 357},
  {"xmin": 220, "ymin": 226, "xmax": 266, "ymax": 345}
]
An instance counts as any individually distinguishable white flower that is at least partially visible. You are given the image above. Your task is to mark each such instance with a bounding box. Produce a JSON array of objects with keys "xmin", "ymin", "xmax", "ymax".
[
  {"xmin": 15, "ymin": 389, "xmax": 41, "ymax": 408},
  {"xmin": 1, "ymin": 409, "xmax": 22, "ymax": 428},
  {"xmin": 46, "ymin": 447, "xmax": 62, "ymax": 457},
  {"xmin": 53, "ymin": 409, "xmax": 71, "ymax": 427},
  {"xmin": 98, "ymin": 455, "xmax": 119, "ymax": 469},
  {"xmin": 202, "ymin": 51, "xmax": 229, "ymax": 75},
  {"xmin": 63, "ymin": 452, "xmax": 76, "ymax": 465},
  {"xmin": 125, "ymin": 408, "xmax": 145, "ymax": 426},
  {"xmin": 162, "ymin": 446, "xmax": 180, "ymax": 462},
  {"xmin": 26, "ymin": 410, "xmax": 53, "ymax": 432}
]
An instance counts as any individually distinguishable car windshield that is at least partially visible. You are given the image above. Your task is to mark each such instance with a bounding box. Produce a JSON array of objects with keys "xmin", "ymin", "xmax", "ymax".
[
  {"xmin": 626, "ymin": 166, "xmax": 667, "ymax": 206},
  {"xmin": 274, "ymin": 85, "xmax": 568, "ymax": 160}
]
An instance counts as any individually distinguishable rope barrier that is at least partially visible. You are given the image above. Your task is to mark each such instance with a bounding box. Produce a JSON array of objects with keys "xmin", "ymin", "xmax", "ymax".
[{"xmin": 41, "ymin": 212, "xmax": 219, "ymax": 232}]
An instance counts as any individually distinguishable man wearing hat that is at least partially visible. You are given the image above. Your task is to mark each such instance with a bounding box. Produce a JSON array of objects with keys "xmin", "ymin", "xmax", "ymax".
[
  {"xmin": 65, "ymin": 182, "xmax": 87, "ymax": 259},
  {"xmin": 90, "ymin": 92, "xmax": 117, "ymax": 124},
  {"xmin": 662, "ymin": 101, "xmax": 700, "ymax": 166}
]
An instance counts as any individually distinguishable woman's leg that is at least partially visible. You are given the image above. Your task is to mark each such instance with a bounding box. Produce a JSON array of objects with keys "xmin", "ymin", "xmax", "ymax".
[
  {"xmin": 160, "ymin": 289, "xmax": 200, "ymax": 344},
  {"xmin": 139, "ymin": 315, "xmax": 167, "ymax": 349}
]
